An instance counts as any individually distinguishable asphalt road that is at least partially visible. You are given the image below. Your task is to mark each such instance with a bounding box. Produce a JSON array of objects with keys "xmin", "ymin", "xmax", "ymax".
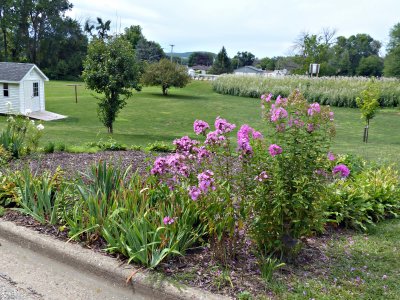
[{"xmin": 0, "ymin": 237, "xmax": 144, "ymax": 300}]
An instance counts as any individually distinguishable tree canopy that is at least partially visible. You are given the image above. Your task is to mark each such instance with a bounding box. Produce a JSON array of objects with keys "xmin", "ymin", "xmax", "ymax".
[
  {"xmin": 82, "ymin": 36, "xmax": 141, "ymax": 133},
  {"xmin": 210, "ymin": 46, "xmax": 232, "ymax": 74},
  {"xmin": 141, "ymin": 59, "xmax": 191, "ymax": 95}
]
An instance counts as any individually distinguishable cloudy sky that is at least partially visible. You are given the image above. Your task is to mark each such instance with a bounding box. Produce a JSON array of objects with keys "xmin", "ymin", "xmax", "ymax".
[{"xmin": 67, "ymin": 0, "xmax": 399, "ymax": 58}]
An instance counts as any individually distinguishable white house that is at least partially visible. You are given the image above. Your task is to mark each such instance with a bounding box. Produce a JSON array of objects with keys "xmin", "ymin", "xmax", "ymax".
[{"xmin": 0, "ymin": 62, "xmax": 49, "ymax": 115}]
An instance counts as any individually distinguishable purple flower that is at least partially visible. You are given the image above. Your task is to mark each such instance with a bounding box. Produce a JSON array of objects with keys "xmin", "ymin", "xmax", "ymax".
[
  {"xmin": 193, "ymin": 120, "xmax": 210, "ymax": 135},
  {"xmin": 276, "ymin": 123, "xmax": 286, "ymax": 132},
  {"xmin": 214, "ymin": 116, "xmax": 236, "ymax": 134},
  {"xmin": 163, "ymin": 216, "xmax": 175, "ymax": 225},
  {"xmin": 308, "ymin": 103, "xmax": 321, "ymax": 116},
  {"xmin": 269, "ymin": 144, "xmax": 282, "ymax": 157},
  {"xmin": 188, "ymin": 186, "xmax": 202, "ymax": 201},
  {"xmin": 151, "ymin": 157, "xmax": 168, "ymax": 175},
  {"xmin": 275, "ymin": 96, "xmax": 288, "ymax": 106},
  {"xmin": 270, "ymin": 105, "xmax": 288, "ymax": 122},
  {"xmin": 333, "ymin": 164, "xmax": 350, "ymax": 178},
  {"xmin": 193, "ymin": 146, "xmax": 211, "ymax": 162},
  {"xmin": 205, "ymin": 130, "xmax": 219, "ymax": 145},
  {"xmin": 173, "ymin": 136, "xmax": 199, "ymax": 153},
  {"xmin": 255, "ymin": 171, "xmax": 269, "ymax": 182},
  {"xmin": 252, "ymin": 130, "xmax": 263, "ymax": 140},
  {"xmin": 307, "ymin": 123, "xmax": 314, "ymax": 133},
  {"xmin": 197, "ymin": 170, "xmax": 215, "ymax": 193},
  {"xmin": 327, "ymin": 152, "xmax": 335, "ymax": 161},
  {"xmin": 329, "ymin": 111, "xmax": 334, "ymax": 121},
  {"xmin": 294, "ymin": 119, "xmax": 304, "ymax": 128},
  {"xmin": 261, "ymin": 93, "xmax": 273, "ymax": 103}
]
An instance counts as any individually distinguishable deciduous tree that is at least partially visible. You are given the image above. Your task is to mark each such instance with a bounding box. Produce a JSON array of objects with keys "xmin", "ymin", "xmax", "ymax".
[
  {"xmin": 82, "ymin": 36, "xmax": 141, "ymax": 133},
  {"xmin": 141, "ymin": 58, "xmax": 191, "ymax": 96}
]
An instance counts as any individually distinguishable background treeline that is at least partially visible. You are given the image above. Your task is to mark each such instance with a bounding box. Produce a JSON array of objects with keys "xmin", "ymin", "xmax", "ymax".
[{"xmin": 1, "ymin": 1, "xmax": 400, "ymax": 79}]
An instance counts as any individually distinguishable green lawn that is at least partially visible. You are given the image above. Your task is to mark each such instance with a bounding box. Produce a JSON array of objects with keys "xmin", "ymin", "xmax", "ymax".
[
  {"xmin": 271, "ymin": 219, "xmax": 400, "ymax": 300},
  {"xmin": 0, "ymin": 80, "xmax": 399, "ymax": 163}
]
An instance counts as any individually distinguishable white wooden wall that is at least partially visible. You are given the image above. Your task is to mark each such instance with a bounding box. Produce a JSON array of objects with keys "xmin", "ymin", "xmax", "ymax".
[{"xmin": 0, "ymin": 83, "xmax": 20, "ymax": 114}]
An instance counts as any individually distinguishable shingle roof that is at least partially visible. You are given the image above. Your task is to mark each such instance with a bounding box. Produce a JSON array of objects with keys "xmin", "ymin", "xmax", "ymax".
[{"xmin": 0, "ymin": 62, "xmax": 35, "ymax": 82}]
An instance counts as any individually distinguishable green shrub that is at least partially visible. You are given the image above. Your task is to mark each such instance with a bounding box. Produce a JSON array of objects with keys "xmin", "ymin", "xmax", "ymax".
[
  {"xmin": 43, "ymin": 141, "xmax": 55, "ymax": 153},
  {"xmin": 55, "ymin": 142, "xmax": 66, "ymax": 152},
  {"xmin": 145, "ymin": 141, "xmax": 174, "ymax": 152},
  {"xmin": 328, "ymin": 165, "xmax": 400, "ymax": 230},
  {"xmin": 0, "ymin": 116, "xmax": 43, "ymax": 158},
  {"xmin": 0, "ymin": 172, "xmax": 18, "ymax": 207},
  {"xmin": 0, "ymin": 145, "xmax": 12, "ymax": 165}
]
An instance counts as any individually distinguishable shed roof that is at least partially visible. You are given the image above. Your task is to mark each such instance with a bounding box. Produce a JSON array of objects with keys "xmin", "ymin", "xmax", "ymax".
[{"xmin": 0, "ymin": 62, "xmax": 48, "ymax": 82}]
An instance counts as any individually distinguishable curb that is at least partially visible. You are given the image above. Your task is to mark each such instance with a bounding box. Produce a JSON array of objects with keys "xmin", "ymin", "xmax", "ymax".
[{"xmin": 0, "ymin": 220, "xmax": 229, "ymax": 300}]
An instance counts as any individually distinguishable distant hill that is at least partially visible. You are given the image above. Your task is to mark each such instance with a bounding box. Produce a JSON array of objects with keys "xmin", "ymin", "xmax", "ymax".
[{"xmin": 170, "ymin": 51, "xmax": 217, "ymax": 58}]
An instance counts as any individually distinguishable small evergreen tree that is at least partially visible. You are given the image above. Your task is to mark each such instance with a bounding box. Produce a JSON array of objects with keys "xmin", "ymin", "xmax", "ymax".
[{"xmin": 210, "ymin": 46, "xmax": 232, "ymax": 74}]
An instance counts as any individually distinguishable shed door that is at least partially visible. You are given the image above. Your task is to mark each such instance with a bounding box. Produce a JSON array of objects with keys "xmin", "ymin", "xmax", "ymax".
[{"xmin": 24, "ymin": 81, "xmax": 41, "ymax": 112}]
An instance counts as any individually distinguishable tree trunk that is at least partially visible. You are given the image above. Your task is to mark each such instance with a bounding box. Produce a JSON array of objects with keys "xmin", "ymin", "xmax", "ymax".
[{"xmin": 162, "ymin": 85, "xmax": 168, "ymax": 95}]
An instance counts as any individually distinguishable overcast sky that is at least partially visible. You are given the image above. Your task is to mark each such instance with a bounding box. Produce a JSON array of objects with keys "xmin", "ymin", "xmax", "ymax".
[{"xmin": 67, "ymin": 0, "xmax": 399, "ymax": 58}]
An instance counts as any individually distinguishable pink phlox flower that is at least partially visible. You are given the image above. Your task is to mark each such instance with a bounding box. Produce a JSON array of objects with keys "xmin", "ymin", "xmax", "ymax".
[
  {"xmin": 193, "ymin": 120, "xmax": 210, "ymax": 135},
  {"xmin": 275, "ymin": 95, "xmax": 288, "ymax": 106},
  {"xmin": 197, "ymin": 170, "xmax": 216, "ymax": 193},
  {"xmin": 307, "ymin": 123, "xmax": 315, "ymax": 132},
  {"xmin": 270, "ymin": 106, "xmax": 288, "ymax": 122},
  {"xmin": 294, "ymin": 119, "xmax": 304, "ymax": 128},
  {"xmin": 252, "ymin": 130, "xmax": 263, "ymax": 139},
  {"xmin": 329, "ymin": 111, "xmax": 334, "ymax": 121},
  {"xmin": 333, "ymin": 164, "xmax": 350, "ymax": 178},
  {"xmin": 188, "ymin": 186, "xmax": 202, "ymax": 201},
  {"xmin": 261, "ymin": 93, "xmax": 273, "ymax": 103},
  {"xmin": 327, "ymin": 152, "xmax": 335, "ymax": 161},
  {"xmin": 269, "ymin": 144, "xmax": 282, "ymax": 157},
  {"xmin": 214, "ymin": 116, "xmax": 236, "ymax": 134},
  {"xmin": 166, "ymin": 153, "xmax": 190, "ymax": 177},
  {"xmin": 255, "ymin": 171, "xmax": 269, "ymax": 182},
  {"xmin": 308, "ymin": 103, "xmax": 321, "ymax": 116},
  {"xmin": 173, "ymin": 136, "xmax": 199, "ymax": 153},
  {"xmin": 151, "ymin": 157, "xmax": 168, "ymax": 175},
  {"xmin": 163, "ymin": 216, "xmax": 175, "ymax": 225},
  {"xmin": 193, "ymin": 146, "xmax": 211, "ymax": 162}
]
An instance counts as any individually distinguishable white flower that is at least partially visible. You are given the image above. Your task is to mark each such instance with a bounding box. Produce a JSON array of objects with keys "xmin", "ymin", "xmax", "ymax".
[
  {"xmin": 36, "ymin": 124, "xmax": 44, "ymax": 131},
  {"xmin": 5, "ymin": 101, "xmax": 11, "ymax": 107},
  {"xmin": 25, "ymin": 109, "xmax": 32, "ymax": 115},
  {"xmin": 31, "ymin": 120, "xmax": 35, "ymax": 125}
]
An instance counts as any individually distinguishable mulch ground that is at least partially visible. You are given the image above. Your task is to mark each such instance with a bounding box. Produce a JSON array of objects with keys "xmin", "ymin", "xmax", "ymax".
[{"xmin": 1, "ymin": 150, "xmax": 343, "ymax": 299}]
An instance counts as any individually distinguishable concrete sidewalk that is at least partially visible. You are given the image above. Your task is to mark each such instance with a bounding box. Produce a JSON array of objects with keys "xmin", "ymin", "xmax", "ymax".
[{"xmin": 0, "ymin": 221, "xmax": 227, "ymax": 300}]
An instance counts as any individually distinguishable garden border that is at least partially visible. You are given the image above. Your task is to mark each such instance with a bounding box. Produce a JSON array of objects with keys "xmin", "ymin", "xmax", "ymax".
[{"xmin": 0, "ymin": 220, "xmax": 228, "ymax": 300}]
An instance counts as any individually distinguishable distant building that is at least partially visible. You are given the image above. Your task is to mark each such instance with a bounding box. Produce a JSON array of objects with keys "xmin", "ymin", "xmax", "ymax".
[
  {"xmin": 233, "ymin": 66, "xmax": 264, "ymax": 76},
  {"xmin": 191, "ymin": 65, "xmax": 211, "ymax": 75},
  {"xmin": 265, "ymin": 69, "xmax": 288, "ymax": 77}
]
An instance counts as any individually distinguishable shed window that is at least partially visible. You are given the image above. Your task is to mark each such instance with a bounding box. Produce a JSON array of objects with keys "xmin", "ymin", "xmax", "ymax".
[
  {"xmin": 3, "ymin": 83, "xmax": 9, "ymax": 97},
  {"xmin": 33, "ymin": 82, "xmax": 39, "ymax": 97}
]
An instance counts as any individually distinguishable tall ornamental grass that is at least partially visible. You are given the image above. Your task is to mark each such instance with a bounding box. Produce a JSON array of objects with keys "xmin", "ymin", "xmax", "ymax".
[{"xmin": 213, "ymin": 75, "xmax": 400, "ymax": 107}]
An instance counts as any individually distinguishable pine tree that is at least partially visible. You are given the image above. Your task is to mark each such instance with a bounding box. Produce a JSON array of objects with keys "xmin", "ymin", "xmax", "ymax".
[{"xmin": 210, "ymin": 46, "xmax": 232, "ymax": 74}]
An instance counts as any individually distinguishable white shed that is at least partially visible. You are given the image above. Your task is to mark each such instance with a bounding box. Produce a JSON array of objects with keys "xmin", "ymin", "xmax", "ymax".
[{"xmin": 0, "ymin": 62, "xmax": 49, "ymax": 115}]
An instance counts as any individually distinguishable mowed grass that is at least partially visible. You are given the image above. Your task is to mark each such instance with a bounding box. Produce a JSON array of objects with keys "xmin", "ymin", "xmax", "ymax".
[
  {"xmin": 0, "ymin": 80, "xmax": 399, "ymax": 164},
  {"xmin": 271, "ymin": 219, "xmax": 400, "ymax": 300}
]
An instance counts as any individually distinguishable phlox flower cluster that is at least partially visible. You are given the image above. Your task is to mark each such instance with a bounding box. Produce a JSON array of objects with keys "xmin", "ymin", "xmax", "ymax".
[
  {"xmin": 275, "ymin": 95, "xmax": 288, "ymax": 106},
  {"xmin": 151, "ymin": 153, "xmax": 190, "ymax": 188},
  {"xmin": 193, "ymin": 120, "xmax": 210, "ymax": 135},
  {"xmin": 332, "ymin": 164, "xmax": 350, "ymax": 178},
  {"xmin": 215, "ymin": 116, "xmax": 236, "ymax": 134},
  {"xmin": 270, "ymin": 105, "xmax": 288, "ymax": 123},
  {"xmin": 327, "ymin": 152, "xmax": 335, "ymax": 161},
  {"xmin": 205, "ymin": 130, "xmax": 226, "ymax": 145},
  {"xmin": 173, "ymin": 136, "xmax": 199, "ymax": 153},
  {"xmin": 237, "ymin": 124, "xmax": 263, "ymax": 156},
  {"xmin": 261, "ymin": 93, "xmax": 273, "ymax": 103},
  {"xmin": 188, "ymin": 170, "xmax": 216, "ymax": 201},
  {"xmin": 307, "ymin": 103, "xmax": 321, "ymax": 116},
  {"xmin": 163, "ymin": 216, "xmax": 175, "ymax": 225},
  {"xmin": 269, "ymin": 144, "xmax": 282, "ymax": 157}
]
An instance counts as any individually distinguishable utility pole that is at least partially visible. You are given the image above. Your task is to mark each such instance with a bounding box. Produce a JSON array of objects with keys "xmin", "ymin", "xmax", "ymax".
[{"xmin": 169, "ymin": 44, "xmax": 174, "ymax": 62}]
